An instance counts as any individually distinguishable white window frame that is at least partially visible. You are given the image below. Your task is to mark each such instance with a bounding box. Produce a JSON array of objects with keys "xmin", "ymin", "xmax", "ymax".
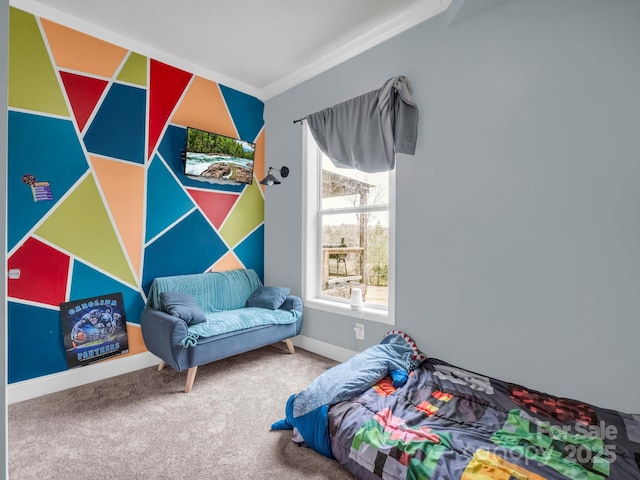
[{"xmin": 302, "ymin": 126, "xmax": 395, "ymax": 325}]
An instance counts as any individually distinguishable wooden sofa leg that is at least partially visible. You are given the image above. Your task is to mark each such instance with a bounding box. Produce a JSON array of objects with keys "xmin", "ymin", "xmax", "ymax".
[
  {"xmin": 285, "ymin": 338, "xmax": 295, "ymax": 355},
  {"xmin": 185, "ymin": 366, "xmax": 198, "ymax": 393},
  {"xmin": 158, "ymin": 360, "xmax": 166, "ymax": 372}
]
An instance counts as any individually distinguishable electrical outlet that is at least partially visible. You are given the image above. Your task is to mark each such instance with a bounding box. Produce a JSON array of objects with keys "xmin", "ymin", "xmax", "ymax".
[{"xmin": 354, "ymin": 323, "xmax": 365, "ymax": 340}]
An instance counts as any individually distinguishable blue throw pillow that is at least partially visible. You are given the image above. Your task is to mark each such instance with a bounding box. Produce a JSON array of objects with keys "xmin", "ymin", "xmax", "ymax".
[
  {"xmin": 160, "ymin": 291, "xmax": 207, "ymax": 325},
  {"xmin": 245, "ymin": 286, "xmax": 290, "ymax": 310}
]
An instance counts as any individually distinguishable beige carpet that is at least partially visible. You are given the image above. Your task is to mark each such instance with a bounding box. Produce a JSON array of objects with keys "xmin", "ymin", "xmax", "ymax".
[{"xmin": 8, "ymin": 344, "xmax": 356, "ymax": 480}]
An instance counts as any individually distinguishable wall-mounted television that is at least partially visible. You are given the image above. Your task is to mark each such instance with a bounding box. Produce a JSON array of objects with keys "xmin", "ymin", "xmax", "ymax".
[{"xmin": 184, "ymin": 127, "xmax": 255, "ymax": 185}]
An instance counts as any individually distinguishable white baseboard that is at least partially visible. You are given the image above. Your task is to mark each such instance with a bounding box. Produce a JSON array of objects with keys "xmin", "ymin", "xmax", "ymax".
[
  {"xmin": 292, "ymin": 335, "xmax": 356, "ymax": 363},
  {"xmin": 7, "ymin": 351, "xmax": 160, "ymax": 404},
  {"xmin": 7, "ymin": 337, "xmax": 354, "ymax": 404}
]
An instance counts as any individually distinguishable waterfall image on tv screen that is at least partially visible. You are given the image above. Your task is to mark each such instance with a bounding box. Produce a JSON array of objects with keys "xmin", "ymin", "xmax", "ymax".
[{"xmin": 184, "ymin": 127, "xmax": 255, "ymax": 185}]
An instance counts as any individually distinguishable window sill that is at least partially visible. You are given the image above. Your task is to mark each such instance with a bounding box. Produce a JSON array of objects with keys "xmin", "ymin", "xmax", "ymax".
[{"xmin": 304, "ymin": 297, "xmax": 394, "ymax": 325}]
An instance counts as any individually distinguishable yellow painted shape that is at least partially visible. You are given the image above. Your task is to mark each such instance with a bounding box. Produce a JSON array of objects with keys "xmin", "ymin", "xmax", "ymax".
[
  {"xmin": 219, "ymin": 181, "xmax": 264, "ymax": 248},
  {"xmin": 41, "ymin": 18, "xmax": 128, "ymax": 78},
  {"xmin": 171, "ymin": 76, "xmax": 237, "ymax": 138},
  {"xmin": 212, "ymin": 251, "xmax": 244, "ymax": 272},
  {"xmin": 254, "ymin": 129, "xmax": 265, "ymax": 192},
  {"xmin": 462, "ymin": 449, "xmax": 546, "ymax": 480},
  {"xmin": 89, "ymin": 156, "xmax": 144, "ymax": 280},
  {"xmin": 35, "ymin": 175, "xmax": 136, "ymax": 286},
  {"xmin": 117, "ymin": 52, "xmax": 147, "ymax": 86},
  {"xmin": 9, "ymin": 8, "xmax": 69, "ymax": 115}
]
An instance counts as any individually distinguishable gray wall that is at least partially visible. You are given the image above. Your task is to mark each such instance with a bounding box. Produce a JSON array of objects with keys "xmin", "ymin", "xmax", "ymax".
[
  {"xmin": 265, "ymin": 0, "xmax": 640, "ymax": 413},
  {"xmin": 2, "ymin": 0, "xmax": 9, "ymax": 473}
]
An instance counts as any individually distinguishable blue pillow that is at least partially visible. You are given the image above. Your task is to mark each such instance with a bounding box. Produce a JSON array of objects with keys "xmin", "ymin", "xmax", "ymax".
[
  {"xmin": 245, "ymin": 286, "xmax": 290, "ymax": 310},
  {"xmin": 271, "ymin": 394, "xmax": 333, "ymax": 459},
  {"xmin": 292, "ymin": 341, "xmax": 417, "ymax": 418},
  {"xmin": 160, "ymin": 291, "xmax": 207, "ymax": 325}
]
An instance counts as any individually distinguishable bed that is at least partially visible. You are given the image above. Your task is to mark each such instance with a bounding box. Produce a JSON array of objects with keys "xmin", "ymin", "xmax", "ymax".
[
  {"xmin": 273, "ymin": 332, "xmax": 640, "ymax": 480},
  {"xmin": 327, "ymin": 356, "xmax": 640, "ymax": 479}
]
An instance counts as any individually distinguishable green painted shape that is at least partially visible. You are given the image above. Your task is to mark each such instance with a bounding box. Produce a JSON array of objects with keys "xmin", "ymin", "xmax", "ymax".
[
  {"xmin": 35, "ymin": 175, "xmax": 136, "ymax": 286},
  {"xmin": 9, "ymin": 7, "xmax": 69, "ymax": 116},
  {"xmin": 219, "ymin": 182, "xmax": 264, "ymax": 248},
  {"xmin": 117, "ymin": 52, "xmax": 147, "ymax": 86}
]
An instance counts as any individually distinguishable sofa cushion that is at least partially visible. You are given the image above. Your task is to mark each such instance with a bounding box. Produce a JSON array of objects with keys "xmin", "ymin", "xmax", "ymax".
[
  {"xmin": 148, "ymin": 269, "xmax": 263, "ymax": 312},
  {"xmin": 179, "ymin": 307, "xmax": 302, "ymax": 347},
  {"xmin": 160, "ymin": 291, "xmax": 207, "ymax": 325},
  {"xmin": 246, "ymin": 286, "xmax": 290, "ymax": 310}
]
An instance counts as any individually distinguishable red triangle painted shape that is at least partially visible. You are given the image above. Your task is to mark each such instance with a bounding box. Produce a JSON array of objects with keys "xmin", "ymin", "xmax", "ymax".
[
  {"xmin": 187, "ymin": 189, "xmax": 239, "ymax": 229},
  {"xmin": 8, "ymin": 237, "xmax": 71, "ymax": 306},
  {"xmin": 148, "ymin": 60, "xmax": 193, "ymax": 160},
  {"xmin": 60, "ymin": 72, "xmax": 108, "ymax": 131}
]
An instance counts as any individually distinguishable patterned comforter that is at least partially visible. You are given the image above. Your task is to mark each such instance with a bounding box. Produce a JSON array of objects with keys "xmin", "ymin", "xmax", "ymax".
[{"xmin": 327, "ymin": 357, "xmax": 640, "ymax": 480}]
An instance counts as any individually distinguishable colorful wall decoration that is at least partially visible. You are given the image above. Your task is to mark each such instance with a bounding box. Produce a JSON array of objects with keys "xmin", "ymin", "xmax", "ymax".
[{"xmin": 6, "ymin": 7, "xmax": 266, "ymax": 384}]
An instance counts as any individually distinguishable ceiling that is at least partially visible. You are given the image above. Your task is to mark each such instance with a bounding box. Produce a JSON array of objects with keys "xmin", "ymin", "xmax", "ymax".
[{"xmin": 25, "ymin": 0, "xmax": 451, "ymax": 99}]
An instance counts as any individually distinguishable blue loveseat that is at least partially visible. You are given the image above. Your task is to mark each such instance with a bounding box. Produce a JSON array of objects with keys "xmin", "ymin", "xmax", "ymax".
[{"xmin": 140, "ymin": 269, "xmax": 303, "ymax": 392}]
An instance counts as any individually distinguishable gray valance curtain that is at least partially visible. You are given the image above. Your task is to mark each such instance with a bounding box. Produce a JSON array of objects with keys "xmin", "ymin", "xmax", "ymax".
[{"xmin": 306, "ymin": 75, "xmax": 419, "ymax": 173}]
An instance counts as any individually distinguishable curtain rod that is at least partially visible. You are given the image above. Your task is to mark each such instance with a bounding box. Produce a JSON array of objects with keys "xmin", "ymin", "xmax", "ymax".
[{"xmin": 292, "ymin": 116, "xmax": 306, "ymax": 125}]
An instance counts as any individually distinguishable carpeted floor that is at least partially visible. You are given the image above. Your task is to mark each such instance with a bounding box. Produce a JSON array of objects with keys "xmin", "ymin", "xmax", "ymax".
[{"xmin": 8, "ymin": 343, "xmax": 355, "ymax": 480}]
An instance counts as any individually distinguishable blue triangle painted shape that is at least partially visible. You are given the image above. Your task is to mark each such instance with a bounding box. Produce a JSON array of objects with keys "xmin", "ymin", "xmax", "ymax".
[
  {"xmin": 8, "ymin": 111, "xmax": 89, "ymax": 250},
  {"xmin": 83, "ymin": 83, "xmax": 146, "ymax": 164},
  {"xmin": 219, "ymin": 85, "xmax": 264, "ymax": 143},
  {"xmin": 8, "ymin": 301, "xmax": 68, "ymax": 383},
  {"xmin": 145, "ymin": 154, "xmax": 196, "ymax": 242},
  {"xmin": 69, "ymin": 260, "xmax": 146, "ymax": 325},
  {"xmin": 234, "ymin": 224, "xmax": 264, "ymax": 283},
  {"xmin": 142, "ymin": 210, "xmax": 228, "ymax": 294}
]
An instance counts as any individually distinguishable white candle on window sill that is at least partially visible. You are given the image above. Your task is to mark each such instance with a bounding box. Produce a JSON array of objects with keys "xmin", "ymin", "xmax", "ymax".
[{"xmin": 350, "ymin": 288, "xmax": 363, "ymax": 311}]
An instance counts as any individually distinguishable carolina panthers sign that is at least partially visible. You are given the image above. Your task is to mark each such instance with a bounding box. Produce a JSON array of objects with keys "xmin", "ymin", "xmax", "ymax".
[{"xmin": 59, "ymin": 292, "xmax": 129, "ymax": 368}]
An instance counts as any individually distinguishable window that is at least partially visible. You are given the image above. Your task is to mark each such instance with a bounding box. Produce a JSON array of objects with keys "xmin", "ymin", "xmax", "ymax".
[{"xmin": 303, "ymin": 126, "xmax": 395, "ymax": 324}]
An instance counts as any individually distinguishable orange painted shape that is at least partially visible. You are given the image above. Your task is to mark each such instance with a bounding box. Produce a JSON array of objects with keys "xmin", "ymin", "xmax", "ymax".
[
  {"xmin": 187, "ymin": 188, "xmax": 239, "ymax": 229},
  {"xmin": 40, "ymin": 19, "xmax": 128, "ymax": 78},
  {"xmin": 171, "ymin": 75, "xmax": 237, "ymax": 138},
  {"xmin": 253, "ymin": 129, "xmax": 265, "ymax": 192},
  {"xmin": 60, "ymin": 71, "xmax": 108, "ymax": 131},
  {"xmin": 89, "ymin": 155, "xmax": 144, "ymax": 280},
  {"xmin": 212, "ymin": 251, "xmax": 243, "ymax": 272},
  {"xmin": 108, "ymin": 324, "xmax": 147, "ymax": 358}
]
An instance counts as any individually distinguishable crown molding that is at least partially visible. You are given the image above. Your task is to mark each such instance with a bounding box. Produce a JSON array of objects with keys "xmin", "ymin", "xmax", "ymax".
[
  {"xmin": 10, "ymin": 0, "xmax": 453, "ymax": 102},
  {"xmin": 260, "ymin": 0, "xmax": 452, "ymax": 99},
  {"xmin": 10, "ymin": 0, "xmax": 264, "ymax": 100}
]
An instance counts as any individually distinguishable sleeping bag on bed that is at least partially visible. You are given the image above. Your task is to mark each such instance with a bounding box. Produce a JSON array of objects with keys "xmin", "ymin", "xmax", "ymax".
[{"xmin": 271, "ymin": 330, "xmax": 426, "ymax": 458}]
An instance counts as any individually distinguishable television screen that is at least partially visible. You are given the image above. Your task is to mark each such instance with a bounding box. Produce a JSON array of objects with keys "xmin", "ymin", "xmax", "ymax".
[{"xmin": 184, "ymin": 127, "xmax": 255, "ymax": 185}]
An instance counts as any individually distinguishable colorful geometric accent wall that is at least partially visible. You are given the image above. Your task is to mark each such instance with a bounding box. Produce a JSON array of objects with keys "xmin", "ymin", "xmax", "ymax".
[{"xmin": 6, "ymin": 7, "xmax": 266, "ymax": 384}]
